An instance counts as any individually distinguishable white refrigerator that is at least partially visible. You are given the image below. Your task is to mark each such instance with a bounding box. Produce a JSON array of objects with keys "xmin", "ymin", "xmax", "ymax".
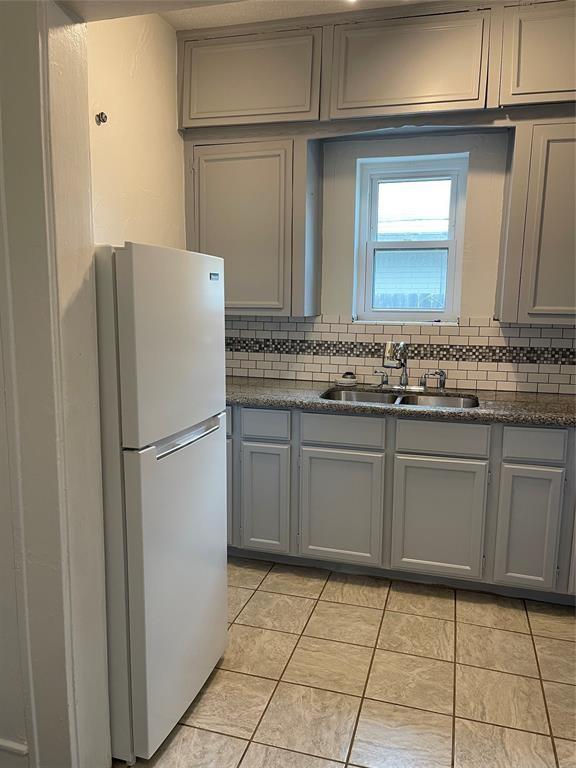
[{"xmin": 96, "ymin": 242, "xmax": 228, "ymax": 763}]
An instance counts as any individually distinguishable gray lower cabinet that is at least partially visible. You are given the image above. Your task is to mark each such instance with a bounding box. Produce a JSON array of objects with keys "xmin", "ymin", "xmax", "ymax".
[
  {"xmin": 299, "ymin": 447, "xmax": 384, "ymax": 565},
  {"xmin": 493, "ymin": 463, "xmax": 565, "ymax": 590},
  {"xmin": 391, "ymin": 454, "xmax": 488, "ymax": 579},
  {"xmin": 240, "ymin": 441, "xmax": 290, "ymax": 553},
  {"xmin": 226, "ymin": 437, "xmax": 233, "ymax": 546},
  {"xmin": 569, "ymin": 518, "xmax": 576, "ymax": 595}
]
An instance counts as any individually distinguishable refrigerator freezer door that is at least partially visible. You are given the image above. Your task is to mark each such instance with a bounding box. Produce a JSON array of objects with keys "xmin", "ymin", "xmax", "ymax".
[
  {"xmin": 122, "ymin": 414, "xmax": 227, "ymax": 759},
  {"xmin": 115, "ymin": 242, "xmax": 225, "ymax": 449}
]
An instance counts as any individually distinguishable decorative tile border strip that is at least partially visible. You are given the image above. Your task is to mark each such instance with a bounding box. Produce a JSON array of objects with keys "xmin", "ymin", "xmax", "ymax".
[{"xmin": 226, "ymin": 337, "xmax": 576, "ymax": 366}]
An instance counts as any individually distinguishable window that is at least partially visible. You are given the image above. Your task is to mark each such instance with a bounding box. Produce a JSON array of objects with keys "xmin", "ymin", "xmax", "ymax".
[{"xmin": 354, "ymin": 154, "xmax": 468, "ymax": 322}]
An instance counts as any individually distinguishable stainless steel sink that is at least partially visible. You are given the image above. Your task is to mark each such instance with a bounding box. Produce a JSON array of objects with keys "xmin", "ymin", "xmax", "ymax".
[
  {"xmin": 320, "ymin": 387, "xmax": 479, "ymax": 408},
  {"xmin": 320, "ymin": 388, "xmax": 399, "ymax": 403},
  {"xmin": 398, "ymin": 393, "xmax": 479, "ymax": 408}
]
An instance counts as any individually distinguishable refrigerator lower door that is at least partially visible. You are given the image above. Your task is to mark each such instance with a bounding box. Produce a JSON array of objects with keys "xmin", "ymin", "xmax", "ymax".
[{"xmin": 122, "ymin": 414, "xmax": 227, "ymax": 759}]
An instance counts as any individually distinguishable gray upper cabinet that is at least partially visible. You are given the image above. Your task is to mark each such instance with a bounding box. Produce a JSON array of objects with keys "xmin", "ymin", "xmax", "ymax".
[
  {"xmin": 496, "ymin": 120, "xmax": 576, "ymax": 323},
  {"xmin": 330, "ymin": 11, "xmax": 489, "ymax": 119},
  {"xmin": 494, "ymin": 464, "xmax": 564, "ymax": 590},
  {"xmin": 391, "ymin": 454, "xmax": 487, "ymax": 579},
  {"xmin": 181, "ymin": 28, "xmax": 322, "ymax": 128},
  {"xmin": 240, "ymin": 441, "xmax": 290, "ymax": 552},
  {"xmin": 500, "ymin": 2, "xmax": 576, "ymax": 106},
  {"xmin": 194, "ymin": 140, "xmax": 293, "ymax": 314},
  {"xmin": 518, "ymin": 122, "xmax": 576, "ymax": 322},
  {"xmin": 299, "ymin": 446, "xmax": 384, "ymax": 565}
]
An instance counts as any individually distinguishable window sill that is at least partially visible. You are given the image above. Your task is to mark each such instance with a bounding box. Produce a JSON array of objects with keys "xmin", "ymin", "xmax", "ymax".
[{"xmin": 352, "ymin": 319, "xmax": 460, "ymax": 327}]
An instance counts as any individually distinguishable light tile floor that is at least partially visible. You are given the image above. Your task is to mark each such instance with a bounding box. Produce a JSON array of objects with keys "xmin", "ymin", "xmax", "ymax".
[{"xmin": 131, "ymin": 557, "xmax": 576, "ymax": 768}]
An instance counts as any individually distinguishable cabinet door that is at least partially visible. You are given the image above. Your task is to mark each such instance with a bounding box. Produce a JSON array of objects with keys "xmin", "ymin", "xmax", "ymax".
[
  {"xmin": 330, "ymin": 11, "xmax": 488, "ymax": 119},
  {"xmin": 240, "ymin": 441, "xmax": 290, "ymax": 553},
  {"xmin": 195, "ymin": 141, "xmax": 292, "ymax": 315},
  {"xmin": 299, "ymin": 447, "xmax": 384, "ymax": 565},
  {"xmin": 494, "ymin": 464, "xmax": 564, "ymax": 590},
  {"xmin": 518, "ymin": 122, "xmax": 576, "ymax": 322},
  {"xmin": 181, "ymin": 28, "xmax": 322, "ymax": 127},
  {"xmin": 500, "ymin": 2, "xmax": 576, "ymax": 106},
  {"xmin": 569, "ymin": 516, "xmax": 576, "ymax": 595},
  {"xmin": 391, "ymin": 455, "xmax": 487, "ymax": 578},
  {"xmin": 226, "ymin": 437, "xmax": 233, "ymax": 546}
]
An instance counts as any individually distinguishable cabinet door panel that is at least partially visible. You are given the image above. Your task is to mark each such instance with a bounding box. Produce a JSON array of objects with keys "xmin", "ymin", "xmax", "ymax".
[
  {"xmin": 500, "ymin": 3, "xmax": 576, "ymax": 105},
  {"xmin": 195, "ymin": 141, "xmax": 292, "ymax": 314},
  {"xmin": 494, "ymin": 464, "xmax": 564, "ymax": 590},
  {"xmin": 226, "ymin": 437, "xmax": 233, "ymax": 546},
  {"xmin": 300, "ymin": 447, "xmax": 384, "ymax": 564},
  {"xmin": 518, "ymin": 123, "xmax": 576, "ymax": 322},
  {"xmin": 331, "ymin": 12, "xmax": 487, "ymax": 118},
  {"xmin": 241, "ymin": 441, "xmax": 290, "ymax": 552},
  {"xmin": 182, "ymin": 28, "xmax": 321, "ymax": 127},
  {"xmin": 391, "ymin": 455, "xmax": 487, "ymax": 578}
]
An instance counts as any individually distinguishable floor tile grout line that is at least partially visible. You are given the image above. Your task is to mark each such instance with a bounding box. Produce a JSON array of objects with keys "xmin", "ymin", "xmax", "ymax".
[
  {"xmin": 344, "ymin": 583, "xmax": 392, "ymax": 765},
  {"xmin": 236, "ymin": 568, "xmax": 334, "ymax": 766},
  {"xmin": 225, "ymin": 563, "xmax": 574, "ymax": 765},
  {"xmin": 222, "ymin": 638, "xmax": 560, "ymax": 684},
  {"xmin": 179, "ymin": 704, "xmax": 566, "ymax": 746},
  {"xmin": 524, "ymin": 598, "xmax": 561, "ymax": 768}
]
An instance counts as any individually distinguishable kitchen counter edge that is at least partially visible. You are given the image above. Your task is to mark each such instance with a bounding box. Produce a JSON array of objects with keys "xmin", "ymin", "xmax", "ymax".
[{"xmin": 225, "ymin": 377, "xmax": 576, "ymax": 427}]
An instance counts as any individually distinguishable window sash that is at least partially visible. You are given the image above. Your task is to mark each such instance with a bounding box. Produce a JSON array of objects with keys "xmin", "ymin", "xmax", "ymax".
[
  {"xmin": 364, "ymin": 240, "xmax": 458, "ymax": 321},
  {"xmin": 368, "ymin": 172, "xmax": 457, "ymax": 243}
]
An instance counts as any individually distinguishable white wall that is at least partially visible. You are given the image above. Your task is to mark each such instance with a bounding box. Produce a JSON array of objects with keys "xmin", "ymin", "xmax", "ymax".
[
  {"xmin": 87, "ymin": 14, "xmax": 185, "ymax": 249},
  {"xmin": 322, "ymin": 132, "xmax": 509, "ymax": 319},
  {"xmin": 47, "ymin": 3, "xmax": 110, "ymax": 765},
  {"xmin": 0, "ymin": 2, "xmax": 109, "ymax": 765}
]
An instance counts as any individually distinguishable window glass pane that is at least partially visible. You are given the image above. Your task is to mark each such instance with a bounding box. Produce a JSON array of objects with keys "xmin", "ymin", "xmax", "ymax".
[
  {"xmin": 376, "ymin": 179, "xmax": 451, "ymax": 241},
  {"xmin": 372, "ymin": 248, "xmax": 448, "ymax": 310}
]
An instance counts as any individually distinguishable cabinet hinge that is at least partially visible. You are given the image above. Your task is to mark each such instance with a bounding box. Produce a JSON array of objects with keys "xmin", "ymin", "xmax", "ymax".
[
  {"xmin": 487, "ymin": 471, "xmax": 492, "ymax": 485},
  {"xmin": 481, "ymin": 554, "xmax": 487, "ymax": 576},
  {"xmin": 555, "ymin": 566, "xmax": 561, "ymax": 588}
]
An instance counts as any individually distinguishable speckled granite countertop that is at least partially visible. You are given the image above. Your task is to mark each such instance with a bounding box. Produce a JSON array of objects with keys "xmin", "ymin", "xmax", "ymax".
[{"xmin": 226, "ymin": 377, "xmax": 576, "ymax": 427}]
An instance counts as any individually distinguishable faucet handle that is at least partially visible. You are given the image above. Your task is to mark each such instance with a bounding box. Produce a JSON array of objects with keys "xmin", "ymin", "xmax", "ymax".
[{"xmin": 419, "ymin": 369, "xmax": 447, "ymax": 389}]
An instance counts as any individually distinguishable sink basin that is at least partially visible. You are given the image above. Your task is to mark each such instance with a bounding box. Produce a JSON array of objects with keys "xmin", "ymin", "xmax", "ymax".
[
  {"xmin": 320, "ymin": 388, "xmax": 399, "ymax": 403},
  {"xmin": 398, "ymin": 393, "xmax": 479, "ymax": 408},
  {"xmin": 320, "ymin": 387, "xmax": 479, "ymax": 408}
]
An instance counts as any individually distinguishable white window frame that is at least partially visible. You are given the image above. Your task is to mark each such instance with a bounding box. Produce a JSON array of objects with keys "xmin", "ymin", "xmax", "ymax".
[{"xmin": 354, "ymin": 154, "xmax": 469, "ymax": 323}]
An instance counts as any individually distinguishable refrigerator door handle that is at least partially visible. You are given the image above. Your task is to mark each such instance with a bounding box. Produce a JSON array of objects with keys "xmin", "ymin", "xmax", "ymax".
[{"xmin": 154, "ymin": 414, "xmax": 222, "ymax": 460}]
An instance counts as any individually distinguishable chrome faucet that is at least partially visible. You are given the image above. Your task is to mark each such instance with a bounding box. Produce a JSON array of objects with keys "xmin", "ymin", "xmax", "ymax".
[
  {"xmin": 419, "ymin": 369, "xmax": 447, "ymax": 389},
  {"xmin": 375, "ymin": 341, "xmax": 409, "ymax": 388}
]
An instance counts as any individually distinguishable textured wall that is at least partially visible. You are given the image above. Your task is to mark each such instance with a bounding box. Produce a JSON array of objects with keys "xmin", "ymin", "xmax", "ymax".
[{"xmin": 87, "ymin": 14, "xmax": 185, "ymax": 249}]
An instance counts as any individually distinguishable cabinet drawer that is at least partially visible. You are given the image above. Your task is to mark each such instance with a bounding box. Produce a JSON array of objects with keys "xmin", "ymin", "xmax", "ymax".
[
  {"xmin": 503, "ymin": 426, "xmax": 567, "ymax": 464},
  {"xmin": 241, "ymin": 408, "xmax": 290, "ymax": 440},
  {"xmin": 396, "ymin": 419, "xmax": 490, "ymax": 458},
  {"xmin": 301, "ymin": 412, "xmax": 385, "ymax": 449},
  {"xmin": 226, "ymin": 406, "xmax": 232, "ymax": 437}
]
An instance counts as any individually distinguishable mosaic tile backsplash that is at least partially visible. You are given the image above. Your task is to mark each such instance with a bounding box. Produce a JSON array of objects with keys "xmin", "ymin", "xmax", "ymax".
[{"xmin": 226, "ymin": 315, "xmax": 576, "ymax": 394}]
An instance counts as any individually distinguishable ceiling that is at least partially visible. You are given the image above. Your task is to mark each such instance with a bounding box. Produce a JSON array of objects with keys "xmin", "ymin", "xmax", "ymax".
[
  {"xmin": 63, "ymin": 0, "xmax": 427, "ymax": 27},
  {"xmin": 161, "ymin": 0, "xmax": 424, "ymax": 30}
]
